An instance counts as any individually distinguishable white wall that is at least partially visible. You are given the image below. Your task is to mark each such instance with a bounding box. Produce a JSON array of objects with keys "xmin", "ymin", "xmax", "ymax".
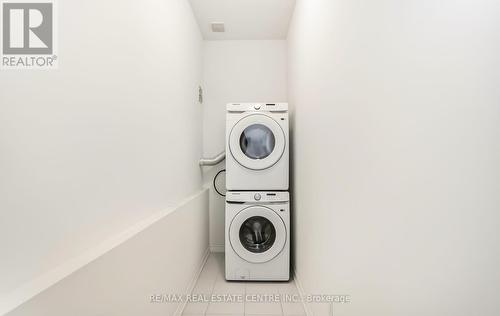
[
  {"xmin": 288, "ymin": 1, "xmax": 500, "ymax": 315},
  {"xmin": 6, "ymin": 190, "xmax": 209, "ymax": 316},
  {"xmin": 202, "ymin": 40, "xmax": 288, "ymax": 157},
  {"xmin": 0, "ymin": 0, "xmax": 204, "ymax": 311},
  {"xmin": 201, "ymin": 40, "xmax": 287, "ymax": 250}
]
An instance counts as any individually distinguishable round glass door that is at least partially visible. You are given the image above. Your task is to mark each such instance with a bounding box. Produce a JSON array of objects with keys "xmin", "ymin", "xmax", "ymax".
[
  {"xmin": 229, "ymin": 114, "xmax": 286, "ymax": 170},
  {"xmin": 229, "ymin": 206, "xmax": 286, "ymax": 263},
  {"xmin": 239, "ymin": 124, "xmax": 276, "ymax": 160},
  {"xmin": 239, "ymin": 216, "xmax": 276, "ymax": 253}
]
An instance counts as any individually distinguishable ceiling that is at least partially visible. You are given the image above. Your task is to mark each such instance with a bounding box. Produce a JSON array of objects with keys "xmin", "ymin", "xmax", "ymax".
[{"xmin": 188, "ymin": 0, "xmax": 296, "ymax": 40}]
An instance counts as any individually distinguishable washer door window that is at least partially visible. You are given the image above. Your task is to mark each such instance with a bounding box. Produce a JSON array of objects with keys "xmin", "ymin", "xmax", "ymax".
[
  {"xmin": 229, "ymin": 206, "xmax": 286, "ymax": 263},
  {"xmin": 230, "ymin": 114, "xmax": 285, "ymax": 170},
  {"xmin": 239, "ymin": 216, "xmax": 276, "ymax": 253}
]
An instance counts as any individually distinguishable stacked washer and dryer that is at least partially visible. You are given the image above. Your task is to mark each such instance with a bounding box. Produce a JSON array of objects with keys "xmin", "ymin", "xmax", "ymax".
[{"xmin": 225, "ymin": 103, "xmax": 290, "ymax": 281}]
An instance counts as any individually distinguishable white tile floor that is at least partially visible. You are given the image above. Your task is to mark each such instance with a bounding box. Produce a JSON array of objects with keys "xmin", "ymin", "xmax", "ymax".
[{"xmin": 182, "ymin": 253, "xmax": 306, "ymax": 316}]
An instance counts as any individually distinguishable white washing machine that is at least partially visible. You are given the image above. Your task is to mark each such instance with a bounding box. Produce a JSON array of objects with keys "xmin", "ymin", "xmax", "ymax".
[
  {"xmin": 225, "ymin": 191, "xmax": 290, "ymax": 281},
  {"xmin": 226, "ymin": 103, "xmax": 289, "ymax": 190}
]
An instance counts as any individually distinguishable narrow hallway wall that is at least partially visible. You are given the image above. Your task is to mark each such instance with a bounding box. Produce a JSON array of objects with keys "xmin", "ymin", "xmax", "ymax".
[
  {"xmin": 6, "ymin": 191, "xmax": 209, "ymax": 316},
  {"xmin": 0, "ymin": 0, "xmax": 205, "ymax": 313},
  {"xmin": 287, "ymin": 0, "xmax": 500, "ymax": 315}
]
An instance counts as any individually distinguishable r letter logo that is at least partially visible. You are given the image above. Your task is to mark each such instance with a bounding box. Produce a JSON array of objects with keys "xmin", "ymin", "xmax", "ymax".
[{"xmin": 1, "ymin": 0, "xmax": 57, "ymax": 69}]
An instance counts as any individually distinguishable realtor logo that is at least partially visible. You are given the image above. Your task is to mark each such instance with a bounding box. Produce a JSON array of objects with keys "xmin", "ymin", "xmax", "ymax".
[
  {"xmin": 2, "ymin": 2, "xmax": 53, "ymax": 54},
  {"xmin": 1, "ymin": 0, "xmax": 57, "ymax": 69}
]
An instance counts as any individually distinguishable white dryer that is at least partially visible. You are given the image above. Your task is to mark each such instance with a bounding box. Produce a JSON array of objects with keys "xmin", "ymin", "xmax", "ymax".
[
  {"xmin": 225, "ymin": 191, "xmax": 290, "ymax": 281},
  {"xmin": 226, "ymin": 103, "xmax": 289, "ymax": 190}
]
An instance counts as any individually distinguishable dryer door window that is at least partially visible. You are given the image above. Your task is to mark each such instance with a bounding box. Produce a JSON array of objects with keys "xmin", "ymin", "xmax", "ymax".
[
  {"xmin": 239, "ymin": 124, "xmax": 276, "ymax": 160},
  {"xmin": 229, "ymin": 206, "xmax": 286, "ymax": 263},
  {"xmin": 229, "ymin": 114, "xmax": 286, "ymax": 170}
]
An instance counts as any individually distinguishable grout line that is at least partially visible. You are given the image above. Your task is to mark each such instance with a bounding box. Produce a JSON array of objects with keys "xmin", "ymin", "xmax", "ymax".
[
  {"xmin": 243, "ymin": 275, "xmax": 246, "ymax": 316},
  {"xmin": 206, "ymin": 256, "xmax": 219, "ymax": 316},
  {"xmin": 292, "ymin": 267, "xmax": 312, "ymax": 316},
  {"xmin": 279, "ymin": 286, "xmax": 285, "ymax": 316},
  {"xmin": 205, "ymin": 253, "xmax": 220, "ymax": 316},
  {"xmin": 176, "ymin": 247, "xmax": 211, "ymax": 316}
]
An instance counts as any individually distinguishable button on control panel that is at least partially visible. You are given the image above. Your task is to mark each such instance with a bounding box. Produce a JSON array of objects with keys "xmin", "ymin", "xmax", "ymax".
[
  {"xmin": 254, "ymin": 104, "xmax": 261, "ymax": 110},
  {"xmin": 254, "ymin": 193, "xmax": 261, "ymax": 201}
]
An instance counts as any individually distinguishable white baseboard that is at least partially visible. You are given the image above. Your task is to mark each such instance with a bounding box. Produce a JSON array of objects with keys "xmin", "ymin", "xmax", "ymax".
[
  {"xmin": 293, "ymin": 266, "xmax": 313, "ymax": 316},
  {"xmin": 175, "ymin": 247, "xmax": 210, "ymax": 316},
  {"xmin": 209, "ymin": 244, "xmax": 225, "ymax": 253}
]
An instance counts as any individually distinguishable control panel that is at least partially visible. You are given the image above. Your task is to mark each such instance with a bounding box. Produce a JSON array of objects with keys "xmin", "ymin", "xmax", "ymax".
[
  {"xmin": 227, "ymin": 103, "xmax": 288, "ymax": 113},
  {"xmin": 226, "ymin": 191, "xmax": 289, "ymax": 203}
]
